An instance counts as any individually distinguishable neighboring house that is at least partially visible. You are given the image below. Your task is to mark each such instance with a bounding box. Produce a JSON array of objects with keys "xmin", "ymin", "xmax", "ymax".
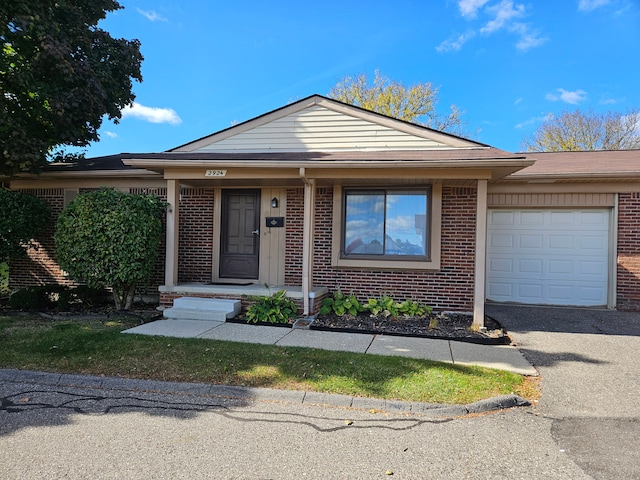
[{"xmin": 5, "ymin": 95, "xmax": 640, "ymax": 325}]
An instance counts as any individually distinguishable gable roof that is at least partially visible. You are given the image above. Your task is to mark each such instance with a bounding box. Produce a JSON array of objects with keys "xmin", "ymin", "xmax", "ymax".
[{"xmin": 170, "ymin": 94, "xmax": 488, "ymax": 153}]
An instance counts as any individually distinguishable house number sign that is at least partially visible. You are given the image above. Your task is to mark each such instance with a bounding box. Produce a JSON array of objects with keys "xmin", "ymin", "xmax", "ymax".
[{"xmin": 205, "ymin": 170, "xmax": 227, "ymax": 177}]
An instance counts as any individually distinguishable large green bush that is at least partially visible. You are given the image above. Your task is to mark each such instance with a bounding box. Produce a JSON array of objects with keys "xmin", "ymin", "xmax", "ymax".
[{"xmin": 55, "ymin": 188, "xmax": 166, "ymax": 310}]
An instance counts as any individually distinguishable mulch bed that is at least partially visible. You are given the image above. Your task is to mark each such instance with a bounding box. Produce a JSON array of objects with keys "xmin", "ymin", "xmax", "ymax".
[{"xmin": 310, "ymin": 312, "xmax": 511, "ymax": 345}]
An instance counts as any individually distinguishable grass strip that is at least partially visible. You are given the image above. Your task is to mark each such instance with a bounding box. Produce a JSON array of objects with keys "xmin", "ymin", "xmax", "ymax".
[{"xmin": 0, "ymin": 314, "xmax": 531, "ymax": 405}]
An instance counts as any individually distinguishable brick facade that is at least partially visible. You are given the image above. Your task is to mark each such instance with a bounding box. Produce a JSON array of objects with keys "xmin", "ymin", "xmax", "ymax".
[
  {"xmin": 177, "ymin": 188, "xmax": 215, "ymax": 283},
  {"xmin": 9, "ymin": 188, "xmax": 70, "ymax": 289},
  {"xmin": 11, "ymin": 185, "xmax": 640, "ymax": 314},
  {"xmin": 616, "ymin": 192, "xmax": 640, "ymax": 310},
  {"xmin": 9, "ymin": 187, "xmax": 170, "ymax": 297},
  {"xmin": 285, "ymin": 186, "xmax": 477, "ymax": 312}
]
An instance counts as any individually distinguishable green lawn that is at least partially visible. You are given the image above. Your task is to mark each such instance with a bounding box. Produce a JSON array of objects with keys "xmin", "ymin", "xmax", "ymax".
[{"xmin": 0, "ymin": 314, "xmax": 533, "ymax": 405}]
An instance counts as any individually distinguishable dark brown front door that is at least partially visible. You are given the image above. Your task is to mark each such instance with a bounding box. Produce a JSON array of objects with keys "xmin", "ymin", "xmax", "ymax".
[{"xmin": 219, "ymin": 189, "xmax": 260, "ymax": 279}]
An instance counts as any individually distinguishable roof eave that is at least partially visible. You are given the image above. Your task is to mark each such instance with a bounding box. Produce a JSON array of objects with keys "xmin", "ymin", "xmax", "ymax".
[
  {"xmin": 123, "ymin": 158, "xmax": 534, "ymax": 170},
  {"xmin": 12, "ymin": 169, "xmax": 161, "ymax": 179}
]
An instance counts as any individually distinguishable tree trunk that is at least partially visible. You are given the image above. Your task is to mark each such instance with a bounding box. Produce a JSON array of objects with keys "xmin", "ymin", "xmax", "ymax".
[
  {"xmin": 113, "ymin": 283, "xmax": 136, "ymax": 310},
  {"xmin": 124, "ymin": 283, "xmax": 136, "ymax": 310}
]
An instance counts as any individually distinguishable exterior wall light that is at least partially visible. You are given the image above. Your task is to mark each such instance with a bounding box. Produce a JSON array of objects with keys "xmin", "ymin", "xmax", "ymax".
[{"xmin": 271, "ymin": 197, "xmax": 279, "ymax": 208}]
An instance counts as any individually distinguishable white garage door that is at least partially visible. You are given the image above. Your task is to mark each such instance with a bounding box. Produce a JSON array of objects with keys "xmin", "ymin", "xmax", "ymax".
[{"xmin": 486, "ymin": 209, "xmax": 610, "ymax": 306}]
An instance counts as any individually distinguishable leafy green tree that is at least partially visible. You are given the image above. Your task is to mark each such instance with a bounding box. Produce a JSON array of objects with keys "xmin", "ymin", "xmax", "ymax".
[
  {"xmin": 55, "ymin": 188, "xmax": 166, "ymax": 310},
  {"xmin": 522, "ymin": 108, "xmax": 640, "ymax": 152},
  {"xmin": 0, "ymin": 188, "xmax": 51, "ymax": 260},
  {"xmin": 0, "ymin": 0, "xmax": 143, "ymax": 175},
  {"xmin": 328, "ymin": 70, "xmax": 467, "ymax": 136}
]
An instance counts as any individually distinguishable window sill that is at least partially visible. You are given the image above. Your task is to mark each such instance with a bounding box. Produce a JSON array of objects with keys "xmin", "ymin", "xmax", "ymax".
[{"xmin": 332, "ymin": 257, "xmax": 441, "ymax": 271}]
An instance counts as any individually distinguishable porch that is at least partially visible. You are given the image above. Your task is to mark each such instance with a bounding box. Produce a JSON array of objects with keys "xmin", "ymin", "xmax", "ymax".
[{"xmin": 158, "ymin": 283, "xmax": 329, "ymax": 315}]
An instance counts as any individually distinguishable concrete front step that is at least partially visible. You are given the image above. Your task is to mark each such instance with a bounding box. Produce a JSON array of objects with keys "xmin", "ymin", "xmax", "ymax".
[{"xmin": 163, "ymin": 297, "xmax": 241, "ymax": 322}]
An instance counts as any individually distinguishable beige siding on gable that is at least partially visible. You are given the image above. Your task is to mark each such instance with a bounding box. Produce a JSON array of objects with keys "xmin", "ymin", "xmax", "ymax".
[
  {"xmin": 193, "ymin": 106, "xmax": 450, "ymax": 153},
  {"xmin": 488, "ymin": 192, "xmax": 615, "ymax": 207}
]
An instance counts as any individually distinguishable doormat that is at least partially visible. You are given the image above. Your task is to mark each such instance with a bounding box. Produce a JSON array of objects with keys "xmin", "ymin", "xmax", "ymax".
[{"xmin": 207, "ymin": 282, "xmax": 254, "ymax": 286}]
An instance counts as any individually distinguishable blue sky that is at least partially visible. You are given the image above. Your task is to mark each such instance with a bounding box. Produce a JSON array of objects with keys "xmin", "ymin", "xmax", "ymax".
[{"xmin": 85, "ymin": 0, "xmax": 640, "ymax": 157}]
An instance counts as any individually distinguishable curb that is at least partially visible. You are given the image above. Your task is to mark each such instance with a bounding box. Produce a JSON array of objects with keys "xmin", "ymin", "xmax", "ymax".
[{"xmin": 0, "ymin": 368, "xmax": 530, "ymax": 417}]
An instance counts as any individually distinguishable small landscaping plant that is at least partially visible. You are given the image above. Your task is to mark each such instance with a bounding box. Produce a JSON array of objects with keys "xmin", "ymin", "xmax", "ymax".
[
  {"xmin": 364, "ymin": 295, "xmax": 400, "ymax": 318},
  {"xmin": 245, "ymin": 289, "xmax": 297, "ymax": 324},
  {"xmin": 319, "ymin": 291, "xmax": 363, "ymax": 317},
  {"xmin": 397, "ymin": 299, "xmax": 432, "ymax": 317},
  {"xmin": 321, "ymin": 292, "xmax": 433, "ymax": 319}
]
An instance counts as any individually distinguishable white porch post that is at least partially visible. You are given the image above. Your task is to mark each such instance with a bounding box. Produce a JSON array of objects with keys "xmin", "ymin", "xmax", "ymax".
[
  {"xmin": 473, "ymin": 179, "xmax": 488, "ymax": 328},
  {"xmin": 165, "ymin": 179, "xmax": 180, "ymax": 286},
  {"xmin": 301, "ymin": 173, "xmax": 316, "ymax": 315}
]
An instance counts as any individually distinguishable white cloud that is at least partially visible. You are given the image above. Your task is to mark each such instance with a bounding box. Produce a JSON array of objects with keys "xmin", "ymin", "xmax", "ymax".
[
  {"xmin": 511, "ymin": 23, "xmax": 548, "ymax": 51},
  {"xmin": 104, "ymin": 131, "xmax": 118, "ymax": 138},
  {"xmin": 515, "ymin": 114, "xmax": 551, "ymax": 129},
  {"xmin": 121, "ymin": 102, "xmax": 182, "ymax": 125},
  {"xmin": 436, "ymin": 31, "xmax": 476, "ymax": 52},
  {"xmin": 600, "ymin": 96, "xmax": 625, "ymax": 105},
  {"xmin": 440, "ymin": 0, "xmax": 544, "ymax": 53},
  {"xmin": 136, "ymin": 8, "xmax": 168, "ymax": 22},
  {"xmin": 458, "ymin": 0, "xmax": 490, "ymax": 18},
  {"xmin": 480, "ymin": 0, "xmax": 526, "ymax": 34},
  {"xmin": 545, "ymin": 88, "xmax": 588, "ymax": 104},
  {"xmin": 578, "ymin": 0, "xmax": 611, "ymax": 12}
]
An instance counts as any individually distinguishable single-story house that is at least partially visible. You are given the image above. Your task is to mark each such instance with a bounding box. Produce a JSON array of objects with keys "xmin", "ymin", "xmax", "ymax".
[{"xmin": 5, "ymin": 95, "xmax": 640, "ymax": 325}]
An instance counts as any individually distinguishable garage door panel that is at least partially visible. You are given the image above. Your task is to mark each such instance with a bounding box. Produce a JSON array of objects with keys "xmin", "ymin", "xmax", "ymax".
[
  {"xmin": 520, "ymin": 211, "xmax": 544, "ymax": 225},
  {"xmin": 518, "ymin": 283, "xmax": 544, "ymax": 300},
  {"xmin": 519, "ymin": 234, "xmax": 543, "ymax": 249},
  {"xmin": 549, "ymin": 235, "xmax": 574, "ymax": 249},
  {"xmin": 486, "ymin": 209, "xmax": 610, "ymax": 307},
  {"xmin": 489, "ymin": 233, "xmax": 514, "ymax": 248},
  {"xmin": 518, "ymin": 259, "xmax": 543, "ymax": 274},
  {"xmin": 548, "ymin": 260, "xmax": 573, "ymax": 275},
  {"xmin": 488, "ymin": 258, "xmax": 513, "ymax": 273}
]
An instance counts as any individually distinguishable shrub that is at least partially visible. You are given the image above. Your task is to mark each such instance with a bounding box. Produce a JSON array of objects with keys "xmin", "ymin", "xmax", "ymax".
[
  {"xmin": 319, "ymin": 291, "xmax": 363, "ymax": 316},
  {"xmin": 55, "ymin": 188, "xmax": 166, "ymax": 310},
  {"xmin": 245, "ymin": 290, "xmax": 297, "ymax": 324},
  {"xmin": 9, "ymin": 285, "xmax": 67, "ymax": 311},
  {"xmin": 57, "ymin": 285, "xmax": 110, "ymax": 310}
]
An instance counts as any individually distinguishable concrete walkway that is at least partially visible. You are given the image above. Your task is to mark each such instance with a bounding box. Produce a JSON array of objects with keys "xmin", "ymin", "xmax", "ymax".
[{"xmin": 123, "ymin": 318, "xmax": 537, "ymax": 376}]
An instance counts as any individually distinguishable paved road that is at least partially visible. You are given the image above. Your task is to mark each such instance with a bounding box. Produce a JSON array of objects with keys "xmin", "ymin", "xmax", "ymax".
[{"xmin": 1, "ymin": 305, "xmax": 638, "ymax": 479}]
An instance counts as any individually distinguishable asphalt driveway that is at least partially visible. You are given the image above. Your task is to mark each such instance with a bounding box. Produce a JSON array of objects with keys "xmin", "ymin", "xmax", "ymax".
[{"xmin": 486, "ymin": 304, "xmax": 640, "ymax": 479}]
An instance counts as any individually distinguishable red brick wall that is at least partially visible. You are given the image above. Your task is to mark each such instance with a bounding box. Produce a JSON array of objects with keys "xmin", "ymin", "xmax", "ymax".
[
  {"xmin": 9, "ymin": 188, "xmax": 70, "ymax": 289},
  {"xmin": 285, "ymin": 186, "xmax": 477, "ymax": 312},
  {"xmin": 9, "ymin": 187, "xmax": 169, "ymax": 296},
  {"xmin": 285, "ymin": 188, "xmax": 304, "ymax": 283},
  {"xmin": 616, "ymin": 192, "xmax": 640, "ymax": 310},
  {"xmin": 177, "ymin": 188, "xmax": 214, "ymax": 283}
]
